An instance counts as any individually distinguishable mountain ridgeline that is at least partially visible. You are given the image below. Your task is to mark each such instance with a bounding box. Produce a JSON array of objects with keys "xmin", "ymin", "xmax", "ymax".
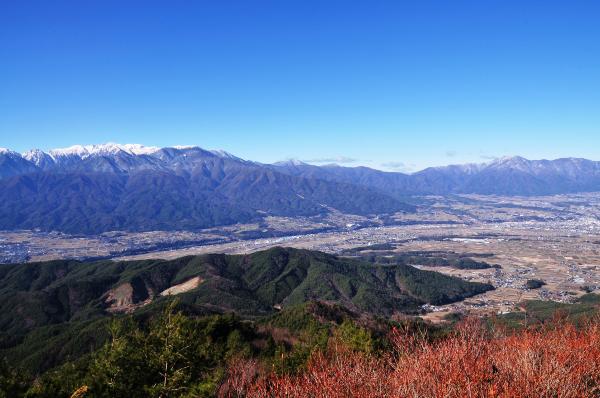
[
  {"xmin": 273, "ymin": 155, "xmax": 600, "ymax": 196},
  {"xmin": 2, "ymin": 144, "xmax": 600, "ymax": 234},
  {"xmin": 0, "ymin": 145, "xmax": 412, "ymax": 234}
]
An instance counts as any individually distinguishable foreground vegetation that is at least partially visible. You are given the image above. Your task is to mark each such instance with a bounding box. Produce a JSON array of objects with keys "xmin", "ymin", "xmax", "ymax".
[
  {"xmin": 227, "ymin": 317, "xmax": 600, "ymax": 398},
  {"xmin": 1, "ymin": 296, "xmax": 600, "ymax": 397},
  {"xmin": 1, "ymin": 249, "xmax": 598, "ymax": 397}
]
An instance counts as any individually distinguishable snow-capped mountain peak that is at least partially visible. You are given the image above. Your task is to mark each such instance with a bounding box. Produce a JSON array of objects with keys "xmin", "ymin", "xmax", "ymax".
[
  {"xmin": 210, "ymin": 149, "xmax": 244, "ymax": 161},
  {"xmin": 48, "ymin": 143, "xmax": 161, "ymax": 159},
  {"xmin": 1, "ymin": 143, "xmax": 255, "ymax": 174},
  {"xmin": 118, "ymin": 143, "xmax": 162, "ymax": 155},
  {"xmin": 8, "ymin": 143, "xmax": 245, "ymax": 164},
  {"xmin": 172, "ymin": 145, "xmax": 199, "ymax": 150},
  {"xmin": 492, "ymin": 155, "xmax": 529, "ymax": 166},
  {"xmin": 22, "ymin": 149, "xmax": 54, "ymax": 167},
  {"xmin": 0, "ymin": 147, "xmax": 19, "ymax": 156}
]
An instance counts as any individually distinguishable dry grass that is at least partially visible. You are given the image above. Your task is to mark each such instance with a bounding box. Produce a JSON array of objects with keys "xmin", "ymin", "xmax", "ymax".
[{"xmin": 220, "ymin": 318, "xmax": 600, "ymax": 398}]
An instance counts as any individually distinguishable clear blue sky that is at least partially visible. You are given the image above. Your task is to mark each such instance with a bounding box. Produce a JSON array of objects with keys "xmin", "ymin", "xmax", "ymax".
[{"xmin": 1, "ymin": 1, "xmax": 599, "ymax": 171}]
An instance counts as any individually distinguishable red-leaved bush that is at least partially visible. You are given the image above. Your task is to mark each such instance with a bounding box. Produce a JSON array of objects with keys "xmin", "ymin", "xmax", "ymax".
[{"xmin": 220, "ymin": 318, "xmax": 600, "ymax": 398}]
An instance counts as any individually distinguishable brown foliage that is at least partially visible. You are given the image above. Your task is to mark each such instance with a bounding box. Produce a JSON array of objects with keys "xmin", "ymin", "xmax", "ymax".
[
  {"xmin": 70, "ymin": 385, "xmax": 89, "ymax": 398},
  {"xmin": 221, "ymin": 318, "xmax": 600, "ymax": 398}
]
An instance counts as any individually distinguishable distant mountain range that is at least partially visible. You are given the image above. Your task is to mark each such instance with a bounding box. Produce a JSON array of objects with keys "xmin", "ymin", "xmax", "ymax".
[
  {"xmin": 272, "ymin": 156, "xmax": 600, "ymax": 196},
  {"xmin": 0, "ymin": 144, "xmax": 411, "ymax": 234},
  {"xmin": 1, "ymin": 143, "xmax": 600, "ymax": 234}
]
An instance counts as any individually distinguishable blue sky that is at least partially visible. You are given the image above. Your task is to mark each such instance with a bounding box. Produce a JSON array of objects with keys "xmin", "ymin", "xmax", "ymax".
[{"xmin": 1, "ymin": 1, "xmax": 599, "ymax": 172}]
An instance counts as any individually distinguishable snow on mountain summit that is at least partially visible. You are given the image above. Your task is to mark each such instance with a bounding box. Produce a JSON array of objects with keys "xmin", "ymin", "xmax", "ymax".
[
  {"xmin": 22, "ymin": 149, "xmax": 54, "ymax": 167},
  {"xmin": 0, "ymin": 147, "xmax": 19, "ymax": 156},
  {"xmin": 4, "ymin": 143, "xmax": 253, "ymax": 174},
  {"xmin": 210, "ymin": 149, "xmax": 244, "ymax": 161},
  {"xmin": 48, "ymin": 143, "xmax": 162, "ymax": 158},
  {"xmin": 43, "ymin": 143, "xmax": 243, "ymax": 159}
]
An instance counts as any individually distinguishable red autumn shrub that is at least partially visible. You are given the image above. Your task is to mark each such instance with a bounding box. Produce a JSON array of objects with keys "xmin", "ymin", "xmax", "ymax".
[{"xmin": 220, "ymin": 318, "xmax": 600, "ymax": 398}]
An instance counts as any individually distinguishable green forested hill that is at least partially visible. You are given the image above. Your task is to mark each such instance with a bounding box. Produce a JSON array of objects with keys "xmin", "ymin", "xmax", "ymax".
[
  {"xmin": 0, "ymin": 247, "xmax": 492, "ymax": 374},
  {"xmin": 0, "ymin": 247, "xmax": 493, "ymax": 330}
]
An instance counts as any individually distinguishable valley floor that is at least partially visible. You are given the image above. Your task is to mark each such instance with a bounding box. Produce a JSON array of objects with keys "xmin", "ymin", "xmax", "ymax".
[{"xmin": 3, "ymin": 193, "xmax": 600, "ymax": 316}]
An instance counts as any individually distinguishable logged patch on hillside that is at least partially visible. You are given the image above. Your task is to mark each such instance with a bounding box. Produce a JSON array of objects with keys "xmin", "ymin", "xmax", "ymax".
[{"xmin": 160, "ymin": 276, "xmax": 203, "ymax": 296}]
